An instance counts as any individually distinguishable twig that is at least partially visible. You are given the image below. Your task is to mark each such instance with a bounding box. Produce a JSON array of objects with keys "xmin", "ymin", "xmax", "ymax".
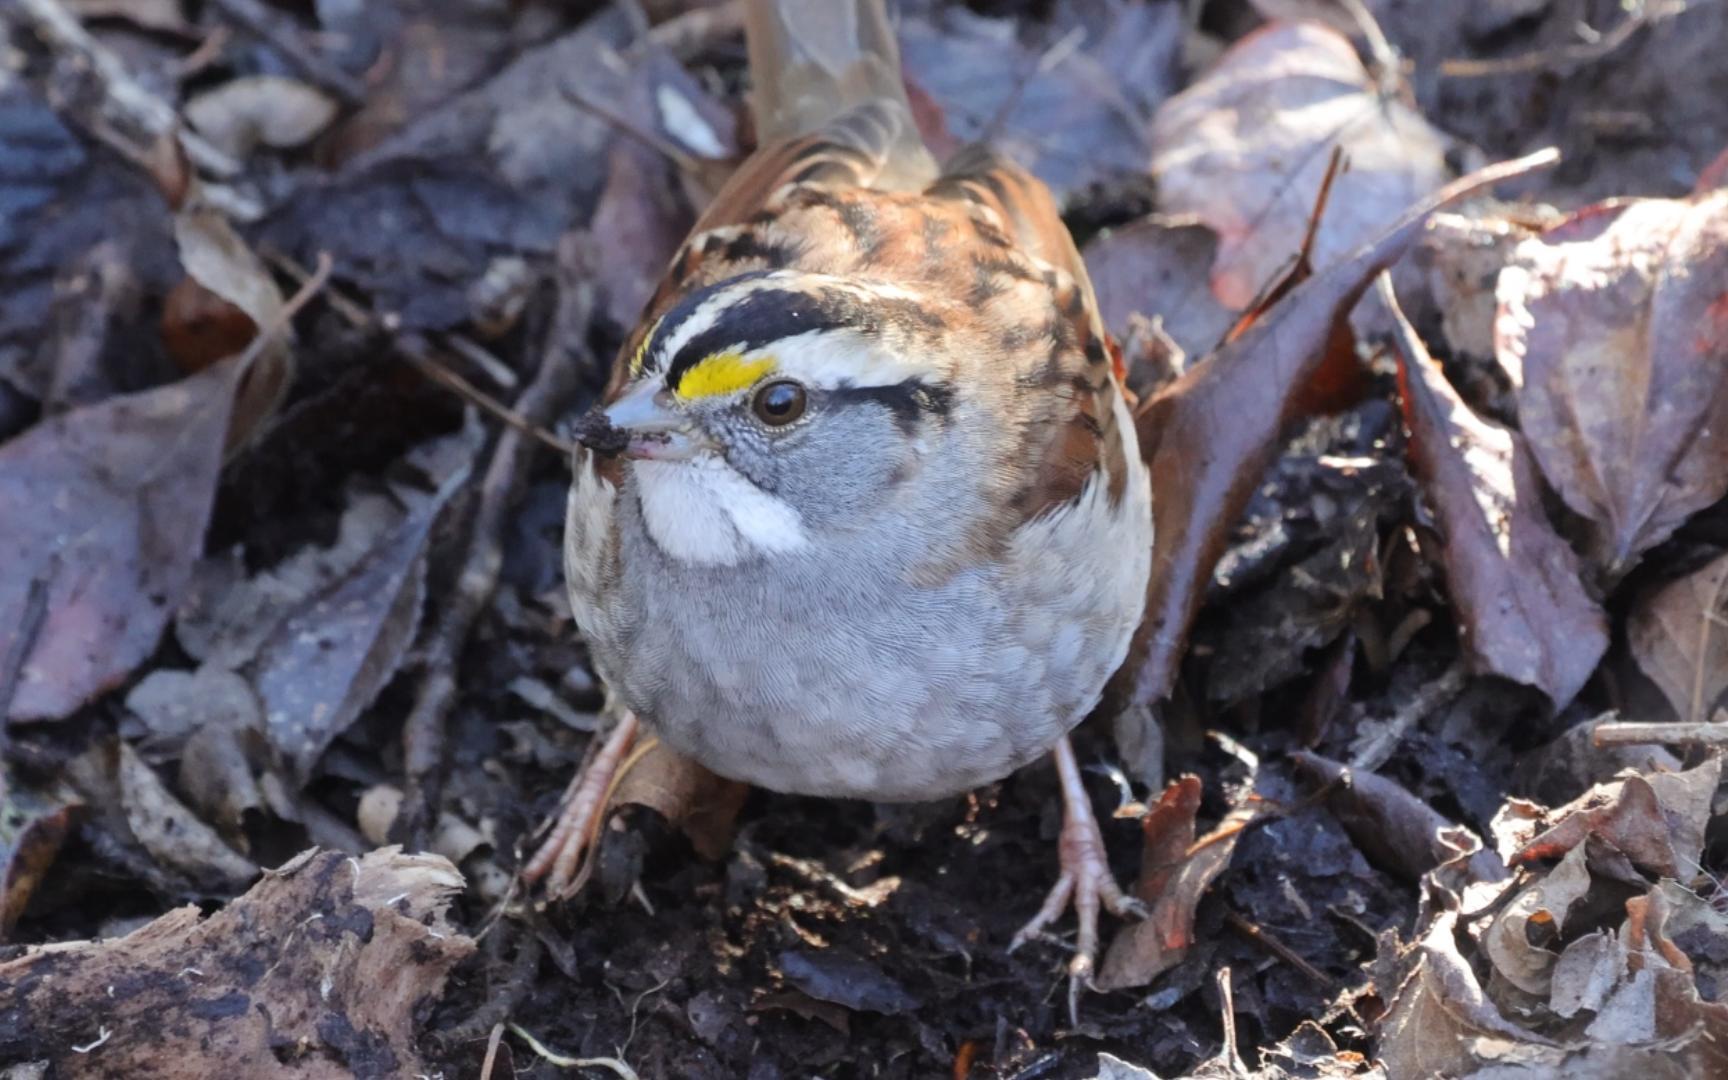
[
  {"xmin": 439, "ymin": 933, "xmax": 546, "ymax": 1049},
  {"xmin": 560, "ymin": 84, "xmax": 707, "ymax": 179},
  {"xmin": 1224, "ymin": 909, "xmax": 1340, "ymax": 994},
  {"xmin": 508, "ymin": 1025, "xmax": 642, "ymax": 1079},
  {"xmin": 397, "ymin": 347, "xmax": 574, "ymax": 457},
  {"xmin": 210, "ymin": 0, "xmax": 367, "ymax": 105},
  {"xmin": 1439, "ymin": 0, "xmax": 1687, "ymax": 79},
  {"xmin": 1348, "ymin": 661, "xmax": 1467, "ymax": 773},
  {"xmin": 977, "ymin": 24, "xmax": 1085, "ymax": 146},
  {"xmin": 1592, "ymin": 719, "xmax": 1728, "ymax": 749},
  {"xmin": 440, "ymin": 332, "xmax": 520, "ymax": 391},
  {"xmin": 1336, "ymin": 0, "xmax": 1401, "ymax": 93},
  {"xmin": 14, "ymin": 0, "xmax": 241, "ymax": 177},
  {"xmin": 479, "ymin": 1023, "xmax": 507, "ymax": 1080},
  {"xmin": 262, "ymin": 250, "xmax": 573, "ymax": 456},
  {"xmin": 1213, "ymin": 967, "xmax": 1249, "ymax": 1076},
  {"xmin": 0, "ymin": 573, "xmax": 52, "ymax": 735},
  {"xmin": 394, "ymin": 248, "xmax": 592, "ymax": 849}
]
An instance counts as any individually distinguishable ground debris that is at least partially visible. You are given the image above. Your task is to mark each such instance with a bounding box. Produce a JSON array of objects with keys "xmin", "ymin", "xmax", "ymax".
[{"xmin": 0, "ymin": 847, "xmax": 472, "ymax": 1078}]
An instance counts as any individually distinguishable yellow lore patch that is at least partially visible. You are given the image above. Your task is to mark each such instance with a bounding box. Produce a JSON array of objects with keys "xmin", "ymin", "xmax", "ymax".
[{"xmin": 675, "ymin": 352, "xmax": 775, "ymax": 400}]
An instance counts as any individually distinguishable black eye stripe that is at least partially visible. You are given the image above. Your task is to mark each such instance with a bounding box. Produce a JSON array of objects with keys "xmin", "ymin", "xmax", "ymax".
[{"xmin": 827, "ymin": 379, "xmax": 955, "ymax": 434}]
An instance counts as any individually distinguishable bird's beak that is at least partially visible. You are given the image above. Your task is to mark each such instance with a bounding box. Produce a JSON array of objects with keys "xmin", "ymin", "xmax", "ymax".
[{"xmin": 572, "ymin": 381, "xmax": 711, "ymax": 461}]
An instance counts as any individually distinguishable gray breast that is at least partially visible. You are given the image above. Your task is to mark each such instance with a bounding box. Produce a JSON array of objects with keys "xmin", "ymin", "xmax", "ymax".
[{"xmin": 566, "ymin": 456, "xmax": 1152, "ymax": 803}]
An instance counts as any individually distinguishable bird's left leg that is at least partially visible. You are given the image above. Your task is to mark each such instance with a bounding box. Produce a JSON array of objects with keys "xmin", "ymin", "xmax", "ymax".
[{"xmin": 1009, "ymin": 734, "xmax": 1146, "ymax": 1017}]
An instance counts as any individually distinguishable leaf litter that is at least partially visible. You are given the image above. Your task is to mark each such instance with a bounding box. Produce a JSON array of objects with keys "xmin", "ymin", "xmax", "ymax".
[{"xmin": 1, "ymin": 2, "xmax": 1728, "ymax": 1079}]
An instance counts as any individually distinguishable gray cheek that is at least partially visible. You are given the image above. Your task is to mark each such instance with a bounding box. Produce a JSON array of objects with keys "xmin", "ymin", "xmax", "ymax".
[{"xmin": 723, "ymin": 408, "xmax": 912, "ymax": 529}]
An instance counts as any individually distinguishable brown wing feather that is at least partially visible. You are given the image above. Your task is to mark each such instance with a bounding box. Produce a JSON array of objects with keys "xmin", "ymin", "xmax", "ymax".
[{"xmin": 927, "ymin": 146, "xmax": 1133, "ymax": 518}]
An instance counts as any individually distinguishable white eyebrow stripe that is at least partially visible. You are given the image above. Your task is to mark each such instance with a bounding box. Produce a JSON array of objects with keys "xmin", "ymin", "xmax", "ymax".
[{"xmin": 764, "ymin": 330, "xmax": 938, "ymax": 392}]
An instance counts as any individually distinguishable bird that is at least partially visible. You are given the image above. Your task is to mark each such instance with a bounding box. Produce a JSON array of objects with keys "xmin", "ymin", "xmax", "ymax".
[{"xmin": 524, "ymin": 0, "xmax": 1155, "ymax": 1001}]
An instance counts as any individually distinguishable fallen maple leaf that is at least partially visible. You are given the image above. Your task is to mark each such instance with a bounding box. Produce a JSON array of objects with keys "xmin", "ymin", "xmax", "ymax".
[
  {"xmin": 1150, "ymin": 21, "xmax": 1453, "ymax": 310},
  {"xmin": 1383, "ymin": 276, "xmax": 1607, "ymax": 710},
  {"xmin": 1496, "ymin": 189, "xmax": 1728, "ymax": 571}
]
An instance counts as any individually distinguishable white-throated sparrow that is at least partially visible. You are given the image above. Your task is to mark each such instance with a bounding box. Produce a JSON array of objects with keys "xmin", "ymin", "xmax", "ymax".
[{"xmin": 526, "ymin": 0, "xmax": 1154, "ymax": 994}]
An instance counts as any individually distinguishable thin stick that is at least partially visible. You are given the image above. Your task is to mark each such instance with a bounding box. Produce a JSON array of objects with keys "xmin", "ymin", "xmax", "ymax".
[
  {"xmin": 1592, "ymin": 720, "xmax": 1728, "ymax": 749},
  {"xmin": 1349, "ymin": 660, "xmax": 1467, "ymax": 773},
  {"xmin": 560, "ymin": 84, "xmax": 707, "ymax": 179},
  {"xmin": 1440, "ymin": 0, "xmax": 1686, "ymax": 79},
  {"xmin": 1224, "ymin": 909, "xmax": 1340, "ymax": 994},
  {"xmin": 396, "ymin": 265, "xmax": 591, "ymax": 848},
  {"xmin": 262, "ymin": 250, "xmax": 573, "ymax": 456},
  {"xmin": 397, "ymin": 348, "xmax": 574, "ymax": 457}
]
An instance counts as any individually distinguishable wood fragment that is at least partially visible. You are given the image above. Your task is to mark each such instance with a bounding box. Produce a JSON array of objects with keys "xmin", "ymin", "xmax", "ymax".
[{"xmin": 1592, "ymin": 720, "xmax": 1728, "ymax": 749}]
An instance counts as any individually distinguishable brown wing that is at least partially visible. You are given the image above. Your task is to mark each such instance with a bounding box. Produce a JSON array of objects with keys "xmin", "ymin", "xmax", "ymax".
[{"xmin": 927, "ymin": 146, "xmax": 1134, "ymax": 518}]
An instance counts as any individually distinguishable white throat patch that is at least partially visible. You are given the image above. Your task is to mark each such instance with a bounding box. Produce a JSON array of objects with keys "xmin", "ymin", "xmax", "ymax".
[{"xmin": 633, "ymin": 456, "xmax": 809, "ymax": 566}]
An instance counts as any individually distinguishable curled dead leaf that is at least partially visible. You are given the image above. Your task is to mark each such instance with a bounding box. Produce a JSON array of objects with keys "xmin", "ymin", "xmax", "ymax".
[{"xmin": 1384, "ymin": 276, "xmax": 1607, "ymax": 710}]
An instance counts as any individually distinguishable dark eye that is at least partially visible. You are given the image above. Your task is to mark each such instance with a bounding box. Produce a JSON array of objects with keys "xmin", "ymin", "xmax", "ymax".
[{"xmin": 752, "ymin": 380, "xmax": 807, "ymax": 426}]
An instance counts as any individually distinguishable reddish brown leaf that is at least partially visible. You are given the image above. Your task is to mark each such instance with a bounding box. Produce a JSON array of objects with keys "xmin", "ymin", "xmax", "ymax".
[
  {"xmin": 0, "ymin": 361, "xmax": 239, "ymax": 722},
  {"xmin": 1496, "ymin": 190, "xmax": 1728, "ymax": 570},
  {"xmin": 1096, "ymin": 776, "xmax": 1249, "ymax": 990},
  {"xmin": 1150, "ymin": 22, "xmax": 1453, "ymax": 309},
  {"xmin": 1126, "ymin": 150, "xmax": 1559, "ymax": 706},
  {"xmin": 1500, "ymin": 757, "xmax": 1720, "ymax": 879},
  {"xmin": 1385, "ymin": 278, "xmax": 1607, "ymax": 709},
  {"xmin": 1627, "ymin": 551, "xmax": 1728, "ymax": 723}
]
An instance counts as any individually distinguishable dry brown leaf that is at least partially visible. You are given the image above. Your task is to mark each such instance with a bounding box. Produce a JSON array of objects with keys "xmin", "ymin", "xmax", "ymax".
[
  {"xmin": 1377, "ymin": 909, "xmax": 1559, "ymax": 1078},
  {"xmin": 1550, "ymin": 929, "xmax": 1628, "ymax": 1020},
  {"xmin": 0, "ymin": 848, "xmax": 472, "ymax": 1076},
  {"xmin": 172, "ymin": 202, "xmax": 294, "ymax": 452},
  {"xmin": 1385, "ymin": 277, "xmax": 1607, "ymax": 710},
  {"xmin": 1481, "ymin": 844, "xmax": 1593, "ymax": 995},
  {"xmin": 66, "ymin": 737, "xmax": 257, "ymax": 893},
  {"xmin": 1150, "ymin": 21, "xmax": 1452, "ymax": 310},
  {"xmin": 1496, "ymin": 190, "xmax": 1728, "ymax": 570},
  {"xmin": 1096, "ymin": 776, "xmax": 1250, "ymax": 990},
  {"xmin": 608, "ymin": 738, "xmax": 749, "ymax": 862},
  {"xmin": 0, "ymin": 360, "xmax": 239, "ymax": 722},
  {"xmin": 1628, "ymin": 551, "xmax": 1728, "ymax": 723},
  {"xmin": 173, "ymin": 422, "xmax": 478, "ymax": 784},
  {"xmin": 1418, "ymin": 208, "xmax": 1559, "ymax": 361},
  {"xmin": 1291, "ymin": 751, "xmax": 1506, "ymax": 885}
]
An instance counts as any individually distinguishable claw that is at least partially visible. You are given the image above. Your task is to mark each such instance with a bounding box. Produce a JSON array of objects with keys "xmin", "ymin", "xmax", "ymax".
[
  {"xmin": 522, "ymin": 711, "xmax": 641, "ymax": 899},
  {"xmin": 1011, "ymin": 735, "xmax": 1145, "ymax": 1023}
]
